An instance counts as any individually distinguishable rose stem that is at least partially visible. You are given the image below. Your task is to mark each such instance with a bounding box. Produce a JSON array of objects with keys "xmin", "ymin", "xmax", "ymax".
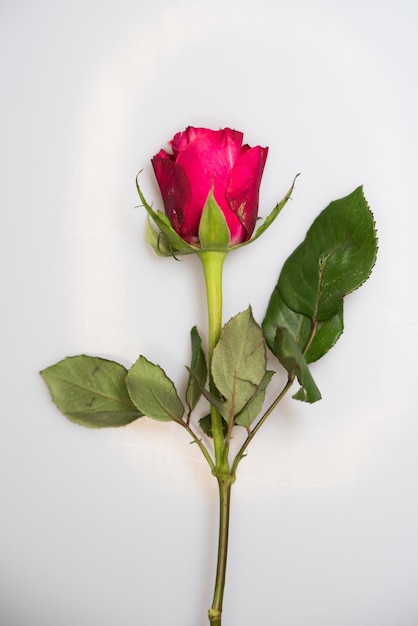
[
  {"xmin": 199, "ymin": 250, "xmax": 227, "ymax": 465},
  {"xmin": 199, "ymin": 250, "xmax": 233, "ymax": 626}
]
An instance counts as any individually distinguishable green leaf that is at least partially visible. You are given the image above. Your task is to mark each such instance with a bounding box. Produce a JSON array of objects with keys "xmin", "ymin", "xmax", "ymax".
[
  {"xmin": 234, "ymin": 370, "xmax": 275, "ymax": 429},
  {"xmin": 306, "ymin": 305, "xmax": 344, "ymax": 363},
  {"xmin": 185, "ymin": 363, "xmax": 227, "ymax": 416},
  {"xmin": 212, "ymin": 307, "xmax": 267, "ymax": 419},
  {"xmin": 243, "ymin": 174, "xmax": 299, "ymax": 245},
  {"xmin": 278, "ymin": 186, "xmax": 377, "ymax": 321},
  {"xmin": 273, "ymin": 327, "xmax": 321, "ymax": 403},
  {"xmin": 186, "ymin": 327, "xmax": 208, "ymax": 413},
  {"xmin": 195, "ymin": 384, "xmax": 228, "ymax": 417},
  {"xmin": 198, "ymin": 190, "xmax": 231, "ymax": 250},
  {"xmin": 40, "ymin": 355, "xmax": 143, "ymax": 428},
  {"xmin": 262, "ymin": 288, "xmax": 344, "ymax": 363},
  {"xmin": 126, "ymin": 356, "xmax": 184, "ymax": 422},
  {"xmin": 199, "ymin": 413, "xmax": 228, "ymax": 438}
]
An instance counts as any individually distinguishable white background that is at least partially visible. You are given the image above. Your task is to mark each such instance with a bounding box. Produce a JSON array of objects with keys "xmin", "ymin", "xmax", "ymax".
[{"xmin": 1, "ymin": 1, "xmax": 418, "ymax": 625}]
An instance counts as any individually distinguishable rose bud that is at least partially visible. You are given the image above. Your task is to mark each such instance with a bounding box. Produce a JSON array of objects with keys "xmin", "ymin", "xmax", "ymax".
[{"xmin": 151, "ymin": 127, "xmax": 268, "ymax": 247}]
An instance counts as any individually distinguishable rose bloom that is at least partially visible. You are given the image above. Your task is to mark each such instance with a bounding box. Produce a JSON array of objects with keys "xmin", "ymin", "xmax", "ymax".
[{"xmin": 151, "ymin": 127, "xmax": 268, "ymax": 246}]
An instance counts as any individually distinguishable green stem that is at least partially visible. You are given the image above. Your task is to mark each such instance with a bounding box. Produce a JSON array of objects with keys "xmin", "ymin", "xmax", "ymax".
[
  {"xmin": 198, "ymin": 251, "xmax": 228, "ymax": 467},
  {"xmin": 208, "ymin": 476, "xmax": 233, "ymax": 626},
  {"xmin": 231, "ymin": 377, "xmax": 294, "ymax": 476},
  {"xmin": 199, "ymin": 250, "xmax": 232, "ymax": 626},
  {"xmin": 176, "ymin": 419, "xmax": 215, "ymax": 473}
]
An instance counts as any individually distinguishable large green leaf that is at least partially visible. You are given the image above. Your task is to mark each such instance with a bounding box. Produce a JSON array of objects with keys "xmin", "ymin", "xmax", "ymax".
[
  {"xmin": 212, "ymin": 307, "xmax": 267, "ymax": 419},
  {"xmin": 126, "ymin": 356, "xmax": 184, "ymax": 422},
  {"xmin": 273, "ymin": 328, "xmax": 321, "ymax": 403},
  {"xmin": 186, "ymin": 326, "xmax": 207, "ymax": 413},
  {"xmin": 278, "ymin": 186, "xmax": 377, "ymax": 321},
  {"xmin": 262, "ymin": 288, "xmax": 344, "ymax": 363},
  {"xmin": 40, "ymin": 355, "xmax": 143, "ymax": 428}
]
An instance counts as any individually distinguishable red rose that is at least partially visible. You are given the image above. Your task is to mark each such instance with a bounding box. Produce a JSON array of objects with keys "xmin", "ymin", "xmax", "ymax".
[{"xmin": 151, "ymin": 127, "xmax": 268, "ymax": 246}]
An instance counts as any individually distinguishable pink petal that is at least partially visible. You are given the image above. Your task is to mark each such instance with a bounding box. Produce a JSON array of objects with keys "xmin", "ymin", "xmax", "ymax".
[
  {"xmin": 151, "ymin": 156, "xmax": 192, "ymax": 238},
  {"xmin": 176, "ymin": 128, "xmax": 243, "ymax": 213},
  {"xmin": 226, "ymin": 145, "xmax": 268, "ymax": 240},
  {"xmin": 172, "ymin": 129, "xmax": 245, "ymax": 242}
]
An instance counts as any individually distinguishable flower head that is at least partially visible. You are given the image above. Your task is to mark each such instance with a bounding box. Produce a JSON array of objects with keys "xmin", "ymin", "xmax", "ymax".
[{"xmin": 151, "ymin": 127, "xmax": 268, "ymax": 247}]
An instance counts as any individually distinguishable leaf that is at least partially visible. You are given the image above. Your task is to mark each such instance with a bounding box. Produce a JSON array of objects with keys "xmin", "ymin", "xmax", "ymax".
[
  {"xmin": 306, "ymin": 305, "xmax": 344, "ymax": 363},
  {"xmin": 212, "ymin": 307, "xmax": 267, "ymax": 419},
  {"xmin": 40, "ymin": 355, "xmax": 143, "ymax": 428},
  {"xmin": 186, "ymin": 327, "xmax": 207, "ymax": 413},
  {"xmin": 198, "ymin": 190, "xmax": 231, "ymax": 250},
  {"xmin": 234, "ymin": 370, "xmax": 275, "ymax": 429},
  {"xmin": 199, "ymin": 413, "xmax": 228, "ymax": 438},
  {"xmin": 195, "ymin": 384, "xmax": 228, "ymax": 417},
  {"xmin": 126, "ymin": 356, "xmax": 184, "ymax": 422},
  {"xmin": 278, "ymin": 186, "xmax": 377, "ymax": 321},
  {"xmin": 273, "ymin": 327, "xmax": 321, "ymax": 403},
  {"xmin": 262, "ymin": 288, "xmax": 344, "ymax": 363}
]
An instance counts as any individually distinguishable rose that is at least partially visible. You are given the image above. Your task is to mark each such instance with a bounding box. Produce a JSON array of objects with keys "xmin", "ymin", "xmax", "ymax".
[{"xmin": 151, "ymin": 126, "xmax": 268, "ymax": 246}]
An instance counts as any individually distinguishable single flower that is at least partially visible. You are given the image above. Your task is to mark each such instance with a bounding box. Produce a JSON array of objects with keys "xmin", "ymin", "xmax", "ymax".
[{"xmin": 151, "ymin": 126, "xmax": 268, "ymax": 246}]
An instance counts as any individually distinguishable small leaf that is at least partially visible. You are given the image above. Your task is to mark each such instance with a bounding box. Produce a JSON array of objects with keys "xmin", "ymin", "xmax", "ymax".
[
  {"xmin": 273, "ymin": 327, "xmax": 321, "ymax": 403},
  {"xmin": 126, "ymin": 356, "xmax": 184, "ymax": 422},
  {"xmin": 262, "ymin": 288, "xmax": 344, "ymax": 363},
  {"xmin": 40, "ymin": 355, "xmax": 143, "ymax": 428},
  {"xmin": 234, "ymin": 370, "xmax": 274, "ymax": 429},
  {"xmin": 278, "ymin": 186, "xmax": 377, "ymax": 321},
  {"xmin": 197, "ymin": 387, "xmax": 229, "ymax": 417},
  {"xmin": 198, "ymin": 190, "xmax": 231, "ymax": 250},
  {"xmin": 212, "ymin": 307, "xmax": 267, "ymax": 419},
  {"xmin": 199, "ymin": 414, "xmax": 228, "ymax": 438},
  {"xmin": 187, "ymin": 373, "xmax": 228, "ymax": 416},
  {"xmin": 186, "ymin": 327, "xmax": 207, "ymax": 413}
]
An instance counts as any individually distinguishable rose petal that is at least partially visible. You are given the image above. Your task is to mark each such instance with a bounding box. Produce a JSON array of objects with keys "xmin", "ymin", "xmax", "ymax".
[
  {"xmin": 226, "ymin": 145, "xmax": 268, "ymax": 240},
  {"xmin": 173, "ymin": 128, "xmax": 246, "ymax": 242},
  {"xmin": 153, "ymin": 148, "xmax": 174, "ymax": 162},
  {"xmin": 151, "ymin": 127, "xmax": 266, "ymax": 246},
  {"xmin": 151, "ymin": 157, "xmax": 192, "ymax": 238},
  {"xmin": 176, "ymin": 128, "xmax": 243, "ymax": 212}
]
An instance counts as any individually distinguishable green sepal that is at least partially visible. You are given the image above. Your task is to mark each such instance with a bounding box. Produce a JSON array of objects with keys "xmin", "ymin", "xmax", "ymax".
[
  {"xmin": 136, "ymin": 175, "xmax": 197, "ymax": 256},
  {"xmin": 278, "ymin": 186, "xmax": 377, "ymax": 321},
  {"xmin": 126, "ymin": 355, "xmax": 184, "ymax": 422},
  {"xmin": 234, "ymin": 370, "xmax": 275, "ymax": 429},
  {"xmin": 198, "ymin": 190, "xmax": 231, "ymax": 250},
  {"xmin": 199, "ymin": 413, "xmax": 228, "ymax": 438},
  {"xmin": 273, "ymin": 327, "xmax": 321, "ymax": 403},
  {"xmin": 262, "ymin": 288, "xmax": 344, "ymax": 363},
  {"xmin": 238, "ymin": 174, "xmax": 299, "ymax": 247},
  {"xmin": 186, "ymin": 326, "xmax": 208, "ymax": 414},
  {"xmin": 40, "ymin": 355, "xmax": 143, "ymax": 428},
  {"xmin": 145, "ymin": 217, "xmax": 172, "ymax": 256},
  {"xmin": 212, "ymin": 307, "xmax": 267, "ymax": 420}
]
